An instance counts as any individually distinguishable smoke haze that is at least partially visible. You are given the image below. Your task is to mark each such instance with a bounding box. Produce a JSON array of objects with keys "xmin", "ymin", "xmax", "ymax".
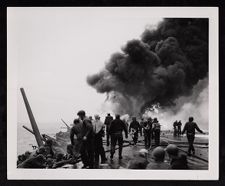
[{"xmin": 143, "ymin": 78, "xmax": 208, "ymax": 130}]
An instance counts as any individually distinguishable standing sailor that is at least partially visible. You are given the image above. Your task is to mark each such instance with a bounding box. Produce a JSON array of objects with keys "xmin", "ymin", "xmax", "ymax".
[
  {"xmin": 104, "ymin": 113, "xmax": 114, "ymax": 146},
  {"xmin": 177, "ymin": 120, "xmax": 182, "ymax": 136},
  {"xmin": 70, "ymin": 119, "xmax": 82, "ymax": 159},
  {"xmin": 70, "ymin": 110, "xmax": 94, "ymax": 168},
  {"xmin": 92, "ymin": 114, "xmax": 107, "ymax": 167},
  {"xmin": 182, "ymin": 117, "xmax": 204, "ymax": 156},
  {"xmin": 108, "ymin": 114, "xmax": 128, "ymax": 160},
  {"xmin": 173, "ymin": 120, "xmax": 178, "ymax": 137},
  {"xmin": 153, "ymin": 118, "xmax": 161, "ymax": 146},
  {"xmin": 143, "ymin": 117, "xmax": 152, "ymax": 148},
  {"xmin": 140, "ymin": 118, "xmax": 145, "ymax": 135},
  {"xmin": 129, "ymin": 117, "xmax": 142, "ymax": 145}
]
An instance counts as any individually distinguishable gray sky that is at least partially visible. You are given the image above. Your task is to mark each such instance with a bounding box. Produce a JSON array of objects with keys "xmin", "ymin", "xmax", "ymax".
[{"xmin": 8, "ymin": 8, "xmax": 162, "ymax": 127}]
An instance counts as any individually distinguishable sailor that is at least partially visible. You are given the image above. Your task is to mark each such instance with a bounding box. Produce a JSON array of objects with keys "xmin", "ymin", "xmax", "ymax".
[
  {"xmin": 182, "ymin": 117, "xmax": 204, "ymax": 156},
  {"xmin": 30, "ymin": 146, "xmax": 47, "ymax": 158},
  {"xmin": 70, "ymin": 119, "xmax": 83, "ymax": 159},
  {"xmin": 108, "ymin": 114, "xmax": 128, "ymax": 160},
  {"xmin": 147, "ymin": 146, "xmax": 170, "ymax": 169},
  {"xmin": 24, "ymin": 151, "xmax": 31, "ymax": 159},
  {"xmin": 78, "ymin": 110, "xmax": 94, "ymax": 168},
  {"xmin": 123, "ymin": 119, "xmax": 129, "ymax": 133},
  {"xmin": 177, "ymin": 120, "xmax": 182, "ymax": 136},
  {"xmin": 165, "ymin": 144, "xmax": 188, "ymax": 169},
  {"xmin": 104, "ymin": 113, "xmax": 114, "ymax": 146},
  {"xmin": 152, "ymin": 118, "xmax": 161, "ymax": 146},
  {"xmin": 173, "ymin": 120, "xmax": 178, "ymax": 137},
  {"xmin": 52, "ymin": 147, "xmax": 76, "ymax": 168},
  {"xmin": 92, "ymin": 114, "xmax": 107, "ymax": 167},
  {"xmin": 139, "ymin": 118, "xmax": 145, "ymax": 135},
  {"xmin": 129, "ymin": 117, "xmax": 142, "ymax": 145},
  {"xmin": 89, "ymin": 116, "xmax": 93, "ymax": 122},
  {"xmin": 70, "ymin": 110, "xmax": 94, "ymax": 168},
  {"xmin": 44, "ymin": 139, "xmax": 54, "ymax": 158},
  {"xmin": 143, "ymin": 117, "xmax": 153, "ymax": 148}
]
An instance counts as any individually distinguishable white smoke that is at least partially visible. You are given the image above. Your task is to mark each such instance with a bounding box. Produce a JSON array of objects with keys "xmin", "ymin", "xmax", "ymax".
[{"xmin": 143, "ymin": 78, "xmax": 208, "ymax": 131}]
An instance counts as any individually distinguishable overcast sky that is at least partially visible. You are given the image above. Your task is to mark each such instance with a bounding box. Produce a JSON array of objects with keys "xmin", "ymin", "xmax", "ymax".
[{"xmin": 8, "ymin": 8, "xmax": 163, "ymax": 127}]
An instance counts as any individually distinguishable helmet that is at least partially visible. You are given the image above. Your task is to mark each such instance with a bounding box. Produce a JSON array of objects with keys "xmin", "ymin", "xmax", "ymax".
[
  {"xmin": 45, "ymin": 139, "xmax": 53, "ymax": 146},
  {"xmin": 139, "ymin": 149, "xmax": 148, "ymax": 157},
  {"xmin": 115, "ymin": 114, "xmax": 120, "ymax": 119},
  {"xmin": 73, "ymin": 119, "xmax": 80, "ymax": 124},
  {"xmin": 77, "ymin": 110, "xmax": 85, "ymax": 116},
  {"xmin": 165, "ymin": 144, "xmax": 178, "ymax": 156},
  {"xmin": 152, "ymin": 147, "xmax": 165, "ymax": 161}
]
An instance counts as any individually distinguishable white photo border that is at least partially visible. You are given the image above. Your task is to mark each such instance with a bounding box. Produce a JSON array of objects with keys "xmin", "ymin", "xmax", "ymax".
[{"xmin": 7, "ymin": 7, "xmax": 219, "ymax": 180}]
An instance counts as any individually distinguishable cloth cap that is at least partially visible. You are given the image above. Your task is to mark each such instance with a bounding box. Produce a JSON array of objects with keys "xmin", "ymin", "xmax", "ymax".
[{"xmin": 77, "ymin": 110, "xmax": 85, "ymax": 116}]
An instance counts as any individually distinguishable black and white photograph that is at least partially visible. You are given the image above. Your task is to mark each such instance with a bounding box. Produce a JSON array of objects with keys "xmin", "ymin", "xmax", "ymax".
[{"xmin": 7, "ymin": 7, "xmax": 218, "ymax": 180}]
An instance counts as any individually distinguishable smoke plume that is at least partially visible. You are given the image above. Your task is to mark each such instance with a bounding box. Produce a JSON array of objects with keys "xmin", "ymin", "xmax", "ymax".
[{"xmin": 87, "ymin": 18, "xmax": 208, "ymax": 117}]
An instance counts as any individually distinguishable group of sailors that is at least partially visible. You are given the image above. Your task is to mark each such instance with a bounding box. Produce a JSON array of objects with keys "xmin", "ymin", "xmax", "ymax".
[
  {"xmin": 173, "ymin": 120, "xmax": 182, "ymax": 137},
  {"xmin": 17, "ymin": 110, "xmax": 204, "ymax": 169}
]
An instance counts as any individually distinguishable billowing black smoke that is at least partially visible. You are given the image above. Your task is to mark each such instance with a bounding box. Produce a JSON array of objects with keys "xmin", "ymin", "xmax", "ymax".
[{"xmin": 87, "ymin": 18, "xmax": 208, "ymax": 116}]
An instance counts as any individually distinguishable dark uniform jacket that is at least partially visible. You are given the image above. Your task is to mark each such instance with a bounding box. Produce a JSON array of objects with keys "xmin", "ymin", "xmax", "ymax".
[
  {"xmin": 104, "ymin": 116, "xmax": 113, "ymax": 127},
  {"xmin": 173, "ymin": 121, "xmax": 178, "ymax": 128},
  {"xmin": 70, "ymin": 118, "xmax": 94, "ymax": 145},
  {"xmin": 108, "ymin": 119, "xmax": 128, "ymax": 136},
  {"xmin": 177, "ymin": 121, "xmax": 182, "ymax": 128},
  {"xmin": 153, "ymin": 122, "xmax": 160, "ymax": 131},
  {"xmin": 182, "ymin": 122, "xmax": 203, "ymax": 136},
  {"xmin": 129, "ymin": 121, "xmax": 142, "ymax": 135},
  {"xmin": 128, "ymin": 157, "xmax": 149, "ymax": 169},
  {"xmin": 170, "ymin": 154, "xmax": 188, "ymax": 169}
]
